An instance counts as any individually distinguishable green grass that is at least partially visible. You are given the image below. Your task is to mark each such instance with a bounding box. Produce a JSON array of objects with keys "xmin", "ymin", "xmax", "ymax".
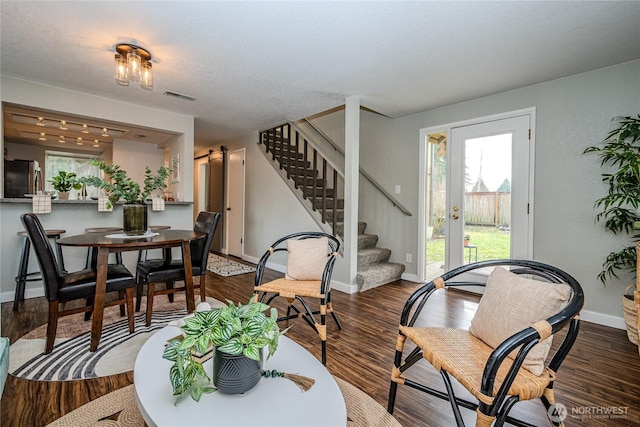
[{"xmin": 426, "ymin": 225, "xmax": 510, "ymax": 265}]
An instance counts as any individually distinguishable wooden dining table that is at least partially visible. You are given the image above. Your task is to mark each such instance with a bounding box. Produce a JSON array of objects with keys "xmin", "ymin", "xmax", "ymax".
[{"xmin": 56, "ymin": 229, "xmax": 205, "ymax": 351}]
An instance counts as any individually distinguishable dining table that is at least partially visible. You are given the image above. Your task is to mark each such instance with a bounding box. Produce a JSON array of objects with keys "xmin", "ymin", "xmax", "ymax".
[{"xmin": 56, "ymin": 229, "xmax": 205, "ymax": 351}]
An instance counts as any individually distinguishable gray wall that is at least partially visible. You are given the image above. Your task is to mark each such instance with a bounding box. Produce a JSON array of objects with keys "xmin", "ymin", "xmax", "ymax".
[
  {"xmin": 234, "ymin": 60, "xmax": 640, "ymax": 325},
  {"xmin": 388, "ymin": 59, "xmax": 640, "ymax": 323}
]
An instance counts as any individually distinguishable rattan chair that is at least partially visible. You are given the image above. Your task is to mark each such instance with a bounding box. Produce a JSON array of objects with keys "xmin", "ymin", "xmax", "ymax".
[
  {"xmin": 387, "ymin": 259, "xmax": 584, "ymax": 427},
  {"xmin": 254, "ymin": 231, "xmax": 341, "ymax": 365}
]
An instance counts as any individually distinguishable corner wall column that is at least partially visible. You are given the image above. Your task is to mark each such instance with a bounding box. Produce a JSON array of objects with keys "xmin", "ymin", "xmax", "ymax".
[{"xmin": 344, "ymin": 96, "xmax": 360, "ymax": 289}]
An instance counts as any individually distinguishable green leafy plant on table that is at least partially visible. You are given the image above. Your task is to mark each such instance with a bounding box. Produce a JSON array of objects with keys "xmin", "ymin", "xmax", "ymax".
[
  {"xmin": 162, "ymin": 297, "xmax": 286, "ymax": 404},
  {"xmin": 583, "ymin": 115, "xmax": 640, "ymax": 282},
  {"xmin": 82, "ymin": 160, "xmax": 172, "ymax": 209},
  {"xmin": 49, "ymin": 171, "xmax": 83, "ymax": 193}
]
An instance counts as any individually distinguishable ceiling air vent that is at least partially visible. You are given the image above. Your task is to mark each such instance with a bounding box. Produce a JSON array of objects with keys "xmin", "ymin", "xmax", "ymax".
[{"xmin": 163, "ymin": 91, "xmax": 197, "ymax": 102}]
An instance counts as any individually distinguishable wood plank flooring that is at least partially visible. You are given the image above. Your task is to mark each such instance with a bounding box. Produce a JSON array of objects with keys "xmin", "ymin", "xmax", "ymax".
[{"xmin": 2, "ymin": 257, "xmax": 640, "ymax": 426}]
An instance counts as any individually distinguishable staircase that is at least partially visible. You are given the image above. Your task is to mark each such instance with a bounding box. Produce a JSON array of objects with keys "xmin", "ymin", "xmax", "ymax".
[
  {"xmin": 259, "ymin": 123, "xmax": 405, "ymax": 291},
  {"xmin": 335, "ymin": 221, "xmax": 406, "ymax": 291}
]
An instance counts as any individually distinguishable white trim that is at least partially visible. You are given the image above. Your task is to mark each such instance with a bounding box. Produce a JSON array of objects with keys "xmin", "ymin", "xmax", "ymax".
[
  {"xmin": 1, "ymin": 287, "xmax": 45, "ymax": 304},
  {"xmin": 0, "ymin": 279, "xmax": 626, "ymax": 329},
  {"xmin": 195, "ymin": 156, "xmax": 209, "ymax": 222},
  {"xmin": 225, "ymin": 148, "xmax": 246, "ymax": 258},
  {"xmin": 580, "ymin": 310, "xmax": 626, "ymax": 330},
  {"xmin": 401, "ymin": 272, "xmax": 420, "ymax": 283},
  {"xmin": 417, "ymin": 107, "xmax": 536, "ymax": 282}
]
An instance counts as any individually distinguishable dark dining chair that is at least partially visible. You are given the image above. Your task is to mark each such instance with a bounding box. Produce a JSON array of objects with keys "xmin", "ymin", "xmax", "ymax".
[
  {"xmin": 135, "ymin": 211, "xmax": 221, "ymax": 326},
  {"xmin": 20, "ymin": 213, "xmax": 136, "ymax": 354}
]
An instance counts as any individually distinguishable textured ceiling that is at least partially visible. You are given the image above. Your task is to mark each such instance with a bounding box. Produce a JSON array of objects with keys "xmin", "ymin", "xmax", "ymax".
[{"xmin": 2, "ymin": 1, "xmax": 639, "ymax": 152}]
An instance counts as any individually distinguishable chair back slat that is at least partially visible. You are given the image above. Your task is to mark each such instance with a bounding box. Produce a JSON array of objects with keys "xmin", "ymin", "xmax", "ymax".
[
  {"xmin": 20, "ymin": 213, "xmax": 62, "ymax": 301},
  {"xmin": 191, "ymin": 211, "xmax": 222, "ymax": 270}
]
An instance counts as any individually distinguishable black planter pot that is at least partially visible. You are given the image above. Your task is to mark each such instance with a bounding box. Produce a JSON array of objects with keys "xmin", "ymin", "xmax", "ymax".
[
  {"xmin": 123, "ymin": 203, "xmax": 148, "ymax": 236},
  {"xmin": 212, "ymin": 348, "xmax": 262, "ymax": 394}
]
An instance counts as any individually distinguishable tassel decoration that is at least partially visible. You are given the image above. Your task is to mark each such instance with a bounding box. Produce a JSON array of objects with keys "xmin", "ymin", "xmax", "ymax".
[{"xmin": 262, "ymin": 369, "xmax": 315, "ymax": 392}]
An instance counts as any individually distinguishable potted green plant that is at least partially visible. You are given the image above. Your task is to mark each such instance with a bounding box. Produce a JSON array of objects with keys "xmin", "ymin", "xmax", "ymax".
[
  {"xmin": 162, "ymin": 297, "xmax": 286, "ymax": 403},
  {"xmin": 83, "ymin": 160, "xmax": 172, "ymax": 235},
  {"xmin": 49, "ymin": 171, "xmax": 82, "ymax": 199},
  {"xmin": 464, "ymin": 234, "xmax": 471, "ymax": 246},
  {"xmin": 583, "ymin": 115, "xmax": 640, "ymax": 344}
]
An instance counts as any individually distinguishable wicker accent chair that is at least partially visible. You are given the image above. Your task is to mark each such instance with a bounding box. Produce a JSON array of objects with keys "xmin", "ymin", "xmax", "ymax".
[
  {"xmin": 254, "ymin": 232, "xmax": 341, "ymax": 365},
  {"xmin": 21, "ymin": 213, "xmax": 136, "ymax": 354},
  {"xmin": 135, "ymin": 211, "xmax": 221, "ymax": 326},
  {"xmin": 387, "ymin": 259, "xmax": 584, "ymax": 427}
]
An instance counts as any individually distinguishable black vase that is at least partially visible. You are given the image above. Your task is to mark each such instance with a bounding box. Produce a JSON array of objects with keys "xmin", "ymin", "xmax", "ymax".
[
  {"xmin": 122, "ymin": 203, "xmax": 148, "ymax": 236},
  {"xmin": 212, "ymin": 348, "xmax": 262, "ymax": 394}
]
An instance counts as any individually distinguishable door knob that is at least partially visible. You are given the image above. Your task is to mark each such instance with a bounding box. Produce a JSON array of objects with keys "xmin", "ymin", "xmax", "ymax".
[
  {"xmin": 452, "ymin": 214, "xmax": 459, "ymax": 220},
  {"xmin": 453, "ymin": 206, "xmax": 460, "ymax": 212}
]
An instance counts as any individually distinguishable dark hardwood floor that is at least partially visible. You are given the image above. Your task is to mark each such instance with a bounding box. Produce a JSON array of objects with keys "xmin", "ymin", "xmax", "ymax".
[{"xmin": 2, "ymin": 257, "xmax": 640, "ymax": 426}]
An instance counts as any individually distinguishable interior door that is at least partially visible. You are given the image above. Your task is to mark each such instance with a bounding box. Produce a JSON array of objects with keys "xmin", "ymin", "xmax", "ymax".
[
  {"xmin": 226, "ymin": 149, "xmax": 245, "ymax": 258},
  {"xmin": 447, "ymin": 115, "xmax": 531, "ymax": 271}
]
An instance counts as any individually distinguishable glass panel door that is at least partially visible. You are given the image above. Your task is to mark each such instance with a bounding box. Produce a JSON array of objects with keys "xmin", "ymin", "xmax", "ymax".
[
  {"xmin": 425, "ymin": 132, "xmax": 447, "ymax": 281},
  {"xmin": 448, "ymin": 115, "xmax": 531, "ymax": 271}
]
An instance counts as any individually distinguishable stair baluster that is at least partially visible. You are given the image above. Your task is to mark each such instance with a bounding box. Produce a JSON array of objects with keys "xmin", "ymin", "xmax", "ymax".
[{"xmin": 259, "ymin": 122, "xmax": 406, "ymax": 291}]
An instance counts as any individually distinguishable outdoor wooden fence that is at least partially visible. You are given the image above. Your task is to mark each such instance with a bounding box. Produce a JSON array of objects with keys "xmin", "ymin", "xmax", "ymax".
[{"xmin": 464, "ymin": 191, "xmax": 510, "ymax": 226}]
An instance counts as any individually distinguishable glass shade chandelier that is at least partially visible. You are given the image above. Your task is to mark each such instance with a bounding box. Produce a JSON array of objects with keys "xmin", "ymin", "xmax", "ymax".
[{"xmin": 114, "ymin": 43, "xmax": 153, "ymax": 90}]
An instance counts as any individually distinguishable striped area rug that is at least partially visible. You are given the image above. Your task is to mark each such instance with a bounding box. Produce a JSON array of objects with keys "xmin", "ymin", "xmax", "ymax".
[{"xmin": 9, "ymin": 295, "xmax": 223, "ymax": 381}]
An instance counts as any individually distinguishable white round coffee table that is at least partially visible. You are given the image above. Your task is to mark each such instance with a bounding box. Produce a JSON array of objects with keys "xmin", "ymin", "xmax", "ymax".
[{"xmin": 134, "ymin": 326, "xmax": 347, "ymax": 427}]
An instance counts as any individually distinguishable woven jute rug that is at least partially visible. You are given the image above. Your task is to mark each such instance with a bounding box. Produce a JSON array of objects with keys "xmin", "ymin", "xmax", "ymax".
[
  {"xmin": 207, "ymin": 253, "xmax": 256, "ymax": 277},
  {"xmin": 46, "ymin": 377, "xmax": 402, "ymax": 427},
  {"xmin": 9, "ymin": 294, "xmax": 223, "ymax": 381}
]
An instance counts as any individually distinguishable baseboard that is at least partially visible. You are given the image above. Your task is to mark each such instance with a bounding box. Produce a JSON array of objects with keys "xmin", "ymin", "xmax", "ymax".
[
  {"xmin": 580, "ymin": 309, "xmax": 625, "ymax": 330},
  {"xmin": 2, "ymin": 276, "xmax": 626, "ymax": 330},
  {"xmin": 401, "ymin": 272, "xmax": 420, "ymax": 283},
  {"xmin": 242, "ymin": 254, "xmax": 262, "ymax": 266},
  {"xmin": 1, "ymin": 287, "xmax": 45, "ymax": 304}
]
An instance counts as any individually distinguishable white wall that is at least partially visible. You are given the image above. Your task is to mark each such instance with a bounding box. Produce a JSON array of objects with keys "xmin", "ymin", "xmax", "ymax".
[{"xmin": 112, "ymin": 139, "xmax": 165, "ymax": 189}]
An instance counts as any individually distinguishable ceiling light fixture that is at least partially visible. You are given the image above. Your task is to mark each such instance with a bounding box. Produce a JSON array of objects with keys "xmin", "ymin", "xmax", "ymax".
[
  {"xmin": 81, "ymin": 124, "xmax": 89, "ymax": 134},
  {"xmin": 76, "ymin": 137, "xmax": 83, "ymax": 146},
  {"xmin": 93, "ymin": 139, "xmax": 100, "ymax": 148},
  {"xmin": 101, "ymin": 128, "xmax": 109, "ymax": 137},
  {"xmin": 114, "ymin": 43, "xmax": 153, "ymax": 90},
  {"xmin": 36, "ymin": 117, "xmax": 45, "ymax": 126},
  {"xmin": 38, "ymin": 132, "xmax": 46, "ymax": 141},
  {"xmin": 58, "ymin": 135, "xmax": 66, "ymax": 143},
  {"xmin": 59, "ymin": 120, "xmax": 68, "ymax": 130}
]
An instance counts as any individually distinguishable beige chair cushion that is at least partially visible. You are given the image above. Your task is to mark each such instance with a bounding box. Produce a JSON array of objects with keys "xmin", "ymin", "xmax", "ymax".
[
  {"xmin": 469, "ymin": 267, "xmax": 572, "ymax": 375},
  {"xmin": 285, "ymin": 237, "xmax": 328, "ymax": 281}
]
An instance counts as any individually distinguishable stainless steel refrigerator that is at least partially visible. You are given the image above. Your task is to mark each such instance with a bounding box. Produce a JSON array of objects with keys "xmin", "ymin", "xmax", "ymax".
[{"xmin": 4, "ymin": 159, "xmax": 41, "ymax": 197}]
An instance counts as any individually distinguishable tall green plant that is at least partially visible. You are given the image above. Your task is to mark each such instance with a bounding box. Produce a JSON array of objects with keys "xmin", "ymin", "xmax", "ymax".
[
  {"xmin": 584, "ymin": 115, "xmax": 640, "ymax": 283},
  {"xmin": 82, "ymin": 160, "xmax": 172, "ymax": 207}
]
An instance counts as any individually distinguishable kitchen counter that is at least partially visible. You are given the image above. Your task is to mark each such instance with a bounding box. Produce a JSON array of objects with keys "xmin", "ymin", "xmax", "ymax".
[
  {"xmin": 0, "ymin": 198, "xmax": 195, "ymax": 304},
  {"xmin": 0, "ymin": 198, "xmax": 192, "ymax": 205}
]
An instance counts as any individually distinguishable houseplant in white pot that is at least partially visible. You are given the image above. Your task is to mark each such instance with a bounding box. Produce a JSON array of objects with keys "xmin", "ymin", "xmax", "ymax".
[
  {"xmin": 49, "ymin": 171, "xmax": 82, "ymax": 199},
  {"xmin": 583, "ymin": 115, "xmax": 640, "ymax": 344},
  {"xmin": 162, "ymin": 297, "xmax": 290, "ymax": 403},
  {"xmin": 83, "ymin": 160, "xmax": 172, "ymax": 235}
]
